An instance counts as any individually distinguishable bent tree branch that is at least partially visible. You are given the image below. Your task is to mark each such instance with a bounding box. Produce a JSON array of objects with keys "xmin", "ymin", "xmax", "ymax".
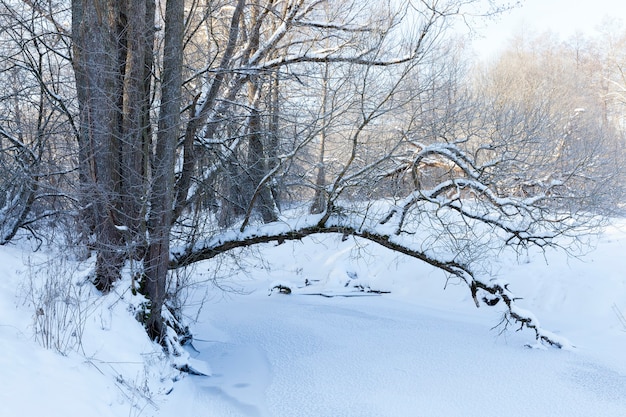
[{"xmin": 170, "ymin": 212, "xmax": 571, "ymax": 349}]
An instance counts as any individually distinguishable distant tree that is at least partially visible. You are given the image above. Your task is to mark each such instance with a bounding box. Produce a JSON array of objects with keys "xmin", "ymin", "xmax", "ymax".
[{"xmin": 472, "ymin": 31, "xmax": 626, "ymax": 215}]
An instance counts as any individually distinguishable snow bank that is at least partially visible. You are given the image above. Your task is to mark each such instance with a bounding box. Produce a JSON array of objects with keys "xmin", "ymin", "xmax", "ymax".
[{"xmin": 2, "ymin": 220, "xmax": 626, "ymax": 416}]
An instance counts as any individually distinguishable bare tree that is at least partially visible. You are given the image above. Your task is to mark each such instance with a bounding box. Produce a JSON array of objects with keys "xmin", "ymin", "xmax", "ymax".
[
  {"xmin": 0, "ymin": 1, "xmax": 76, "ymax": 245},
  {"xmin": 165, "ymin": 4, "xmax": 626, "ymax": 349},
  {"xmin": 71, "ymin": 0, "xmax": 181, "ymax": 339},
  {"xmin": 472, "ymin": 31, "xmax": 626, "ymax": 215},
  {"xmin": 144, "ymin": 0, "xmax": 184, "ymax": 339},
  {"xmin": 69, "ymin": 0, "xmax": 436, "ymax": 340}
]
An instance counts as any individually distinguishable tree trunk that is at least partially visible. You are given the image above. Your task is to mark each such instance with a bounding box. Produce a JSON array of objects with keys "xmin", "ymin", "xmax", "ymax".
[
  {"xmin": 144, "ymin": 0, "xmax": 183, "ymax": 341},
  {"xmin": 245, "ymin": 1, "xmax": 277, "ymax": 224},
  {"xmin": 218, "ymin": 146, "xmax": 247, "ymax": 228},
  {"xmin": 310, "ymin": 63, "xmax": 330, "ymax": 215},
  {"xmin": 73, "ymin": 0, "xmax": 182, "ymax": 339},
  {"xmin": 72, "ymin": 0, "xmax": 125, "ymax": 291},
  {"xmin": 268, "ymin": 70, "xmax": 282, "ymax": 211},
  {"xmin": 119, "ymin": 0, "xmax": 154, "ymax": 258},
  {"xmin": 247, "ymin": 103, "xmax": 278, "ymax": 223}
]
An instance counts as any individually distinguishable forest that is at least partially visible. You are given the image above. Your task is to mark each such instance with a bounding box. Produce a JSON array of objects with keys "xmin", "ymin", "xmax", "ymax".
[{"xmin": 0, "ymin": 0, "xmax": 625, "ymax": 355}]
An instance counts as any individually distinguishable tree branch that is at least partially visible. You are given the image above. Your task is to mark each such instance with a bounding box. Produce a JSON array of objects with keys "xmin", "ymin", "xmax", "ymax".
[{"xmin": 170, "ymin": 213, "xmax": 571, "ymax": 348}]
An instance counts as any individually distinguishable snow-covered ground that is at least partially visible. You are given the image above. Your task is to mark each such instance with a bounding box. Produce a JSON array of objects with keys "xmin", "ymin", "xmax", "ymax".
[{"xmin": 1, "ymin": 220, "xmax": 625, "ymax": 416}]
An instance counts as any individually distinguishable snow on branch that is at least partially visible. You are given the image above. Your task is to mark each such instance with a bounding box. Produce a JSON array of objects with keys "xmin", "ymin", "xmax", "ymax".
[
  {"xmin": 170, "ymin": 206, "xmax": 572, "ymax": 348},
  {"xmin": 256, "ymin": 52, "xmax": 417, "ymax": 71},
  {"xmin": 472, "ymin": 280, "xmax": 572, "ymax": 349}
]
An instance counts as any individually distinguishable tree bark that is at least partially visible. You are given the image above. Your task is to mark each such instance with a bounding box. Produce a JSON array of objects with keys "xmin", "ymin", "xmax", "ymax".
[
  {"xmin": 244, "ymin": 0, "xmax": 278, "ymax": 224},
  {"xmin": 310, "ymin": 63, "xmax": 330, "ymax": 214},
  {"xmin": 119, "ymin": 0, "xmax": 154, "ymax": 258},
  {"xmin": 72, "ymin": 0, "xmax": 125, "ymax": 291},
  {"xmin": 144, "ymin": 0, "xmax": 184, "ymax": 341}
]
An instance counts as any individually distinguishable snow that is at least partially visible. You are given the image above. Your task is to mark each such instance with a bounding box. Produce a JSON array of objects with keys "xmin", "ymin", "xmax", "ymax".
[{"xmin": 1, "ymin": 220, "xmax": 626, "ymax": 416}]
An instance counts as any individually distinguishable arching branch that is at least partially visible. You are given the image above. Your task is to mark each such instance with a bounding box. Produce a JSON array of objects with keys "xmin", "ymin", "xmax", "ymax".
[{"xmin": 170, "ymin": 212, "xmax": 571, "ymax": 349}]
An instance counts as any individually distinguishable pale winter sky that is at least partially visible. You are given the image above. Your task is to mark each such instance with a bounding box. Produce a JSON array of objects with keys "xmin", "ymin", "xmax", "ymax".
[{"xmin": 472, "ymin": 0, "xmax": 626, "ymax": 59}]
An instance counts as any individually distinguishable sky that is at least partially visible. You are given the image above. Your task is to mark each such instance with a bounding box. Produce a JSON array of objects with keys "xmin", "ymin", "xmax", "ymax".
[{"xmin": 472, "ymin": 0, "xmax": 626, "ymax": 59}]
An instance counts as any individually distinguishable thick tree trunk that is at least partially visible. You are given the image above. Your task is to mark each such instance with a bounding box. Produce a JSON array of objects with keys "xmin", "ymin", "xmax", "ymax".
[
  {"xmin": 72, "ymin": 0, "xmax": 152, "ymax": 290},
  {"xmin": 144, "ymin": 0, "xmax": 183, "ymax": 341},
  {"xmin": 119, "ymin": 0, "xmax": 154, "ymax": 258},
  {"xmin": 73, "ymin": 0, "xmax": 182, "ymax": 339},
  {"xmin": 72, "ymin": 0, "xmax": 125, "ymax": 291}
]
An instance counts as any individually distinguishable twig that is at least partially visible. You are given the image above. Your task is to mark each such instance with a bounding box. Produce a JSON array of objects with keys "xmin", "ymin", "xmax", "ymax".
[{"xmin": 612, "ymin": 303, "xmax": 626, "ymax": 332}]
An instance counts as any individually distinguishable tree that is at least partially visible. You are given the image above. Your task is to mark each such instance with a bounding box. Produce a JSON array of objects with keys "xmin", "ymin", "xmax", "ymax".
[
  {"xmin": 68, "ymin": 0, "xmax": 445, "ymax": 341},
  {"xmin": 145, "ymin": 0, "xmax": 184, "ymax": 339},
  {"xmin": 167, "ymin": 4, "xmax": 591, "ymax": 347},
  {"xmin": 71, "ymin": 0, "xmax": 181, "ymax": 339},
  {"xmin": 472, "ymin": 31, "xmax": 626, "ymax": 215},
  {"xmin": 0, "ymin": 1, "xmax": 76, "ymax": 246}
]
